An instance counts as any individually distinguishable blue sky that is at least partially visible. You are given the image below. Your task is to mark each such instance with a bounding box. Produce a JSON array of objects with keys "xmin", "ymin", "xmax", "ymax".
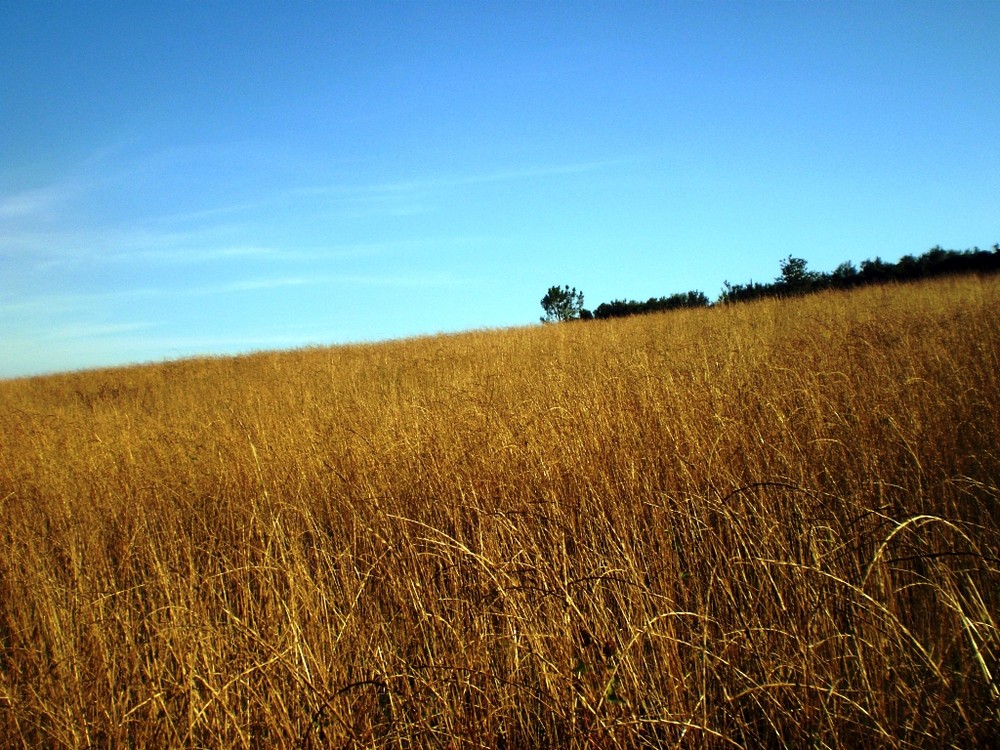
[{"xmin": 2, "ymin": 1, "xmax": 998, "ymax": 379}]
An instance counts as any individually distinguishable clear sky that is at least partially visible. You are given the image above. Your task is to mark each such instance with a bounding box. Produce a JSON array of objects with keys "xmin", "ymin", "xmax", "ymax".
[{"xmin": 2, "ymin": 1, "xmax": 998, "ymax": 379}]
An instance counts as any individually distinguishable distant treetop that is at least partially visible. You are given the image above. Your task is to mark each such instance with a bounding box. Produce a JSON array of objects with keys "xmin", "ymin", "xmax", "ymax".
[{"xmin": 540, "ymin": 285, "xmax": 586, "ymax": 323}]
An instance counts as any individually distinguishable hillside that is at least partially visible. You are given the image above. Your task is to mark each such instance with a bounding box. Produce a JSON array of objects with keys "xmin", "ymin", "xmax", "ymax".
[{"xmin": 1, "ymin": 275, "xmax": 998, "ymax": 748}]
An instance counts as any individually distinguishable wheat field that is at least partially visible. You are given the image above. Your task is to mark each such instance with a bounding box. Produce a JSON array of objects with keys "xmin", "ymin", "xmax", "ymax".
[{"xmin": 1, "ymin": 276, "xmax": 998, "ymax": 748}]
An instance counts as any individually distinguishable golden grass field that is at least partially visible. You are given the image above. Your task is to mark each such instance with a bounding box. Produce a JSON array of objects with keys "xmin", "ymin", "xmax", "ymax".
[{"xmin": 1, "ymin": 275, "xmax": 998, "ymax": 748}]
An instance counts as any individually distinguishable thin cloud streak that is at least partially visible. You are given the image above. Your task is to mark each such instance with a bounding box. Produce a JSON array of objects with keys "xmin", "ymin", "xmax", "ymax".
[
  {"xmin": 44, "ymin": 322, "xmax": 156, "ymax": 340},
  {"xmin": 2, "ymin": 272, "xmax": 472, "ymax": 314},
  {"xmin": 0, "ymin": 183, "xmax": 78, "ymax": 220},
  {"xmin": 0, "ymin": 226, "xmax": 273, "ymax": 266},
  {"xmin": 3, "ymin": 223, "xmax": 499, "ymax": 269},
  {"xmin": 296, "ymin": 158, "xmax": 629, "ymax": 198}
]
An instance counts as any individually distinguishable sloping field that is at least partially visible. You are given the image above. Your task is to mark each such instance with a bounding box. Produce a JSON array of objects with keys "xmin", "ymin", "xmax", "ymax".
[{"xmin": 1, "ymin": 276, "xmax": 998, "ymax": 748}]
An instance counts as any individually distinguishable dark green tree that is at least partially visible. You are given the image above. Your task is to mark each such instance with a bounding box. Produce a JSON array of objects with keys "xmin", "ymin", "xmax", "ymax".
[
  {"xmin": 777, "ymin": 255, "xmax": 818, "ymax": 294},
  {"xmin": 540, "ymin": 285, "xmax": 585, "ymax": 322},
  {"xmin": 826, "ymin": 260, "xmax": 858, "ymax": 290}
]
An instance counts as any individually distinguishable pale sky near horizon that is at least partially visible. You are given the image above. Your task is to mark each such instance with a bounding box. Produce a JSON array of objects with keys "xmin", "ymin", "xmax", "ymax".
[{"xmin": 2, "ymin": 1, "xmax": 998, "ymax": 379}]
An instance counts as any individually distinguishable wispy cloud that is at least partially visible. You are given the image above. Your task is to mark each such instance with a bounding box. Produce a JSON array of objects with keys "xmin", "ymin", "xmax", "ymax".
[
  {"xmin": 2, "ymin": 271, "xmax": 470, "ymax": 315},
  {"xmin": 298, "ymin": 158, "xmax": 628, "ymax": 198},
  {"xmin": 273, "ymin": 158, "xmax": 630, "ymax": 221},
  {"xmin": 45, "ymin": 321, "xmax": 156, "ymax": 340},
  {"xmin": 2, "ymin": 212, "xmax": 496, "ymax": 269},
  {"xmin": 98, "ymin": 241, "xmax": 280, "ymax": 265},
  {"xmin": 0, "ymin": 226, "xmax": 273, "ymax": 263},
  {"xmin": 0, "ymin": 183, "xmax": 78, "ymax": 220},
  {"xmin": 186, "ymin": 271, "xmax": 469, "ymax": 295}
]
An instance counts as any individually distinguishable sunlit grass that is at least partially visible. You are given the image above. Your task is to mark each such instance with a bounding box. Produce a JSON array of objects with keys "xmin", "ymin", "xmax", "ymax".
[{"xmin": 1, "ymin": 275, "xmax": 998, "ymax": 747}]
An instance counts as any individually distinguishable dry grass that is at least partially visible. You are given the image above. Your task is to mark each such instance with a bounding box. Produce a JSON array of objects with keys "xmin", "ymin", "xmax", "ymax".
[{"xmin": 1, "ymin": 275, "xmax": 998, "ymax": 748}]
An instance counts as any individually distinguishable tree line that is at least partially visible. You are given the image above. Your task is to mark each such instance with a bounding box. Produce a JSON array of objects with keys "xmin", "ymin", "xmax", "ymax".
[{"xmin": 542, "ymin": 244, "xmax": 1000, "ymax": 322}]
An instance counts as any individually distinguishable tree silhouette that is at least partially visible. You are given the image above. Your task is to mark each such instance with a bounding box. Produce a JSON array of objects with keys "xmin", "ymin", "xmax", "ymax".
[
  {"xmin": 540, "ymin": 285, "xmax": 585, "ymax": 322},
  {"xmin": 777, "ymin": 256, "xmax": 818, "ymax": 294}
]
